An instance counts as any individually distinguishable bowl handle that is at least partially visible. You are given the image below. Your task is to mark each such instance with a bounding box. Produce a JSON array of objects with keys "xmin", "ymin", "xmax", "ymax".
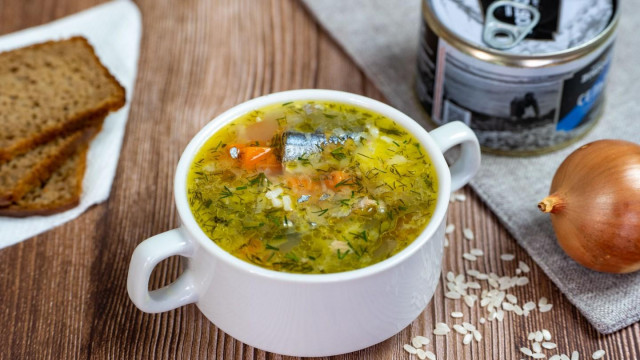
[
  {"xmin": 429, "ymin": 121, "xmax": 481, "ymax": 192},
  {"xmin": 127, "ymin": 229, "xmax": 199, "ymax": 313}
]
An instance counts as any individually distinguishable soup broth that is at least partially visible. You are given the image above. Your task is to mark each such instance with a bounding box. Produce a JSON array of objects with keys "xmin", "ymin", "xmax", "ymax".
[{"xmin": 187, "ymin": 100, "xmax": 438, "ymax": 274}]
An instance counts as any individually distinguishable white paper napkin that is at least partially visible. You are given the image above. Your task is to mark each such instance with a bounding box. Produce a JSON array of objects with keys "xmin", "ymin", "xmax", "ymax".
[{"xmin": 0, "ymin": 0, "xmax": 142, "ymax": 248}]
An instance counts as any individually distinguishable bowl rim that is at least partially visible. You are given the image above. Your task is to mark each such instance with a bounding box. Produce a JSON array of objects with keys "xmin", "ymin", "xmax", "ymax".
[{"xmin": 174, "ymin": 89, "xmax": 451, "ymax": 284}]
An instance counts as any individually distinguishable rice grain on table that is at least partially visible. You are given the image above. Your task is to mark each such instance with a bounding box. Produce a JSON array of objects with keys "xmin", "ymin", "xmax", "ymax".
[
  {"xmin": 521, "ymin": 347, "xmax": 534, "ymax": 356},
  {"xmin": 592, "ymin": 349, "xmax": 605, "ymax": 359},
  {"xmin": 413, "ymin": 335, "xmax": 429, "ymax": 346},
  {"xmin": 464, "ymin": 295, "xmax": 475, "ymax": 308},
  {"xmin": 445, "ymin": 224, "xmax": 455, "ymax": 234},
  {"xmin": 453, "ymin": 324, "xmax": 468, "ymax": 334},
  {"xmin": 463, "ymin": 228, "xmax": 474, "ymax": 240},
  {"xmin": 500, "ymin": 253, "xmax": 515, "ymax": 261},
  {"xmin": 470, "ymin": 248, "xmax": 484, "ymax": 256},
  {"xmin": 550, "ymin": 355, "xmax": 561, "ymax": 360},
  {"xmin": 519, "ymin": 261, "xmax": 531, "ymax": 272},
  {"xmin": 445, "ymin": 291, "xmax": 462, "ymax": 299},
  {"xmin": 473, "ymin": 329, "xmax": 482, "ymax": 342},
  {"xmin": 532, "ymin": 341, "xmax": 542, "ymax": 353},
  {"xmin": 571, "ymin": 351, "xmax": 579, "ymax": 360},
  {"xmin": 532, "ymin": 354, "xmax": 546, "ymax": 359},
  {"xmin": 543, "ymin": 342, "xmax": 557, "ymax": 349},
  {"xmin": 542, "ymin": 329, "xmax": 552, "ymax": 341},
  {"xmin": 539, "ymin": 304, "xmax": 553, "ymax": 312},
  {"xmin": 451, "ymin": 311, "xmax": 463, "ymax": 318},
  {"xmin": 463, "ymin": 253, "xmax": 477, "ymax": 261},
  {"xmin": 425, "ymin": 350, "xmax": 436, "ymax": 360},
  {"xmin": 463, "ymin": 333, "xmax": 473, "ymax": 345},
  {"xmin": 403, "ymin": 344, "xmax": 418, "ymax": 354},
  {"xmin": 535, "ymin": 331, "xmax": 544, "ymax": 343},
  {"xmin": 416, "ymin": 348, "xmax": 427, "ymax": 360}
]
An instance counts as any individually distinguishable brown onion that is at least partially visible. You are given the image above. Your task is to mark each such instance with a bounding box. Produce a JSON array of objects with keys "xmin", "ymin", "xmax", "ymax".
[{"xmin": 538, "ymin": 139, "xmax": 640, "ymax": 273}]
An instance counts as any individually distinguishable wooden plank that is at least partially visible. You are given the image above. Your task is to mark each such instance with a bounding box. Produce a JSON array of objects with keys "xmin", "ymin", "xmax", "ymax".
[{"xmin": 0, "ymin": 0, "xmax": 637, "ymax": 359}]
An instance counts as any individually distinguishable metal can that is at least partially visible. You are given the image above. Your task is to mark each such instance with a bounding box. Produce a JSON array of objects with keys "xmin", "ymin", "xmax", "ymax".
[{"xmin": 416, "ymin": 0, "xmax": 619, "ymax": 155}]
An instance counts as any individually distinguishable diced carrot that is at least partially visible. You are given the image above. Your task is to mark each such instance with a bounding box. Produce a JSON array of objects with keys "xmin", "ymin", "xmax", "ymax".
[
  {"xmin": 236, "ymin": 238, "xmax": 264, "ymax": 259},
  {"xmin": 287, "ymin": 175, "xmax": 320, "ymax": 193},
  {"xmin": 229, "ymin": 144, "xmax": 281, "ymax": 172},
  {"xmin": 323, "ymin": 170, "xmax": 352, "ymax": 191}
]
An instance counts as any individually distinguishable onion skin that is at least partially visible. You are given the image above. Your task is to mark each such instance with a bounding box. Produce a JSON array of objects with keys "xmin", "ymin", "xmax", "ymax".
[{"xmin": 538, "ymin": 140, "xmax": 640, "ymax": 273}]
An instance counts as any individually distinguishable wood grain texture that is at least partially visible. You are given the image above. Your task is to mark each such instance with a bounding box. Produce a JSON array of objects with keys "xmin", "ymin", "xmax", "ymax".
[{"xmin": 0, "ymin": 0, "xmax": 638, "ymax": 359}]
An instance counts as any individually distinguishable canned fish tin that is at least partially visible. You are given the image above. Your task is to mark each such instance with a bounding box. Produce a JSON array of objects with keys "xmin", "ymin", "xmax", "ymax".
[{"xmin": 416, "ymin": 0, "xmax": 619, "ymax": 155}]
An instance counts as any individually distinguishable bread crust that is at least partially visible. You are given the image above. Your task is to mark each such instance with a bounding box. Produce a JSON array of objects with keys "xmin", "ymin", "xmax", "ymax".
[
  {"xmin": 0, "ymin": 36, "xmax": 126, "ymax": 162},
  {"xmin": 0, "ymin": 117, "xmax": 102, "ymax": 206}
]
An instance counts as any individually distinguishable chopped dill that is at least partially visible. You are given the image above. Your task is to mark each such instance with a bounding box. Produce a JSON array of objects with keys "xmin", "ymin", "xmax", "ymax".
[
  {"xmin": 266, "ymin": 244, "xmax": 280, "ymax": 251},
  {"xmin": 219, "ymin": 186, "xmax": 233, "ymax": 199}
]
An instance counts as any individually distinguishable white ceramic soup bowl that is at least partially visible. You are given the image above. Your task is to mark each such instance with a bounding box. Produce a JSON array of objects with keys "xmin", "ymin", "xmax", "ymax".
[{"xmin": 127, "ymin": 89, "xmax": 480, "ymax": 357}]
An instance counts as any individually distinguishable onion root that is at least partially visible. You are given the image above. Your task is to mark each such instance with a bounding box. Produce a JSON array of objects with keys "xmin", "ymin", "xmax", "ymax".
[{"xmin": 538, "ymin": 194, "xmax": 564, "ymax": 214}]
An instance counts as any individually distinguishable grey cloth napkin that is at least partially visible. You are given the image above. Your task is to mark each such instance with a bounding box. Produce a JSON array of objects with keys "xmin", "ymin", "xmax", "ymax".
[{"xmin": 301, "ymin": 0, "xmax": 640, "ymax": 334}]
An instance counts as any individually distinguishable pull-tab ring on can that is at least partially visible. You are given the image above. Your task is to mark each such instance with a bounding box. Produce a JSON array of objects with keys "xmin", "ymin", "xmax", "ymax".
[{"xmin": 483, "ymin": 1, "xmax": 540, "ymax": 50}]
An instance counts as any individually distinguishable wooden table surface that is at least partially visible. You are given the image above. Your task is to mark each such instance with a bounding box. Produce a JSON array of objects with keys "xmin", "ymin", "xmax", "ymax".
[{"xmin": 1, "ymin": 0, "xmax": 638, "ymax": 359}]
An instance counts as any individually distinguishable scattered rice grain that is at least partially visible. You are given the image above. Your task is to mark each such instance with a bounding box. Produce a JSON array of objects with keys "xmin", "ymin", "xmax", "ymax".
[
  {"xmin": 446, "ymin": 271, "xmax": 455, "ymax": 282},
  {"xmin": 523, "ymin": 302, "xmax": 537, "ymax": 311},
  {"xmin": 507, "ymin": 294, "xmax": 518, "ymax": 304},
  {"xmin": 539, "ymin": 297, "xmax": 548, "ymax": 306},
  {"xmin": 416, "ymin": 349, "xmax": 427, "ymax": 360},
  {"xmin": 592, "ymin": 350, "xmax": 605, "ymax": 359},
  {"xmin": 479, "ymin": 317, "xmax": 486, "ymax": 324},
  {"xmin": 463, "ymin": 333, "xmax": 473, "ymax": 345},
  {"xmin": 500, "ymin": 253, "xmax": 515, "ymax": 261},
  {"xmin": 542, "ymin": 329, "xmax": 552, "ymax": 341},
  {"xmin": 425, "ymin": 350, "xmax": 436, "ymax": 360},
  {"xmin": 571, "ymin": 351, "xmax": 579, "ymax": 360},
  {"xmin": 403, "ymin": 344, "xmax": 418, "ymax": 354},
  {"xmin": 517, "ymin": 277, "xmax": 530, "ymax": 286},
  {"xmin": 519, "ymin": 261, "xmax": 531, "ymax": 272},
  {"xmin": 462, "ymin": 322, "xmax": 475, "ymax": 331},
  {"xmin": 528, "ymin": 332, "xmax": 536, "ymax": 341},
  {"xmin": 521, "ymin": 347, "xmax": 533, "ymax": 356},
  {"xmin": 463, "ymin": 228, "xmax": 474, "ymax": 240},
  {"xmin": 543, "ymin": 342, "xmax": 557, "ymax": 350},
  {"xmin": 470, "ymin": 248, "xmax": 484, "ymax": 256},
  {"xmin": 539, "ymin": 304, "xmax": 553, "ymax": 313},
  {"xmin": 464, "ymin": 295, "xmax": 475, "ymax": 308},
  {"xmin": 532, "ymin": 354, "xmax": 546, "ymax": 359},
  {"xmin": 451, "ymin": 311, "xmax": 464, "ymax": 318},
  {"xmin": 463, "ymin": 253, "xmax": 477, "ymax": 261},
  {"xmin": 550, "ymin": 355, "xmax": 561, "ymax": 360},
  {"xmin": 533, "ymin": 342, "xmax": 542, "ymax": 353},
  {"xmin": 445, "ymin": 291, "xmax": 461, "ymax": 299},
  {"xmin": 445, "ymin": 224, "xmax": 455, "ymax": 234},
  {"xmin": 453, "ymin": 324, "xmax": 468, "ymax": 334},
  {"xmin": 413, "ymin": 335, "xmax": 429, "ymax": 346},
  {"xmin": 466, "ymin": 281, "xmax": 481, "ymax": 289},
  {"xmin": 535, "ymin": 331, "xmax": 544, "ymax": 343},
  {"xmin": 444, "ymin": 237, "xmax": 449, "ymax": 247}
]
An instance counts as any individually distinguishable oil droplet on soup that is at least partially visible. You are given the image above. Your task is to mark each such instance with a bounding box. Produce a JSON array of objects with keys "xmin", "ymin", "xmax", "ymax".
[{"xmin": 187, "ymin": 101, "xmax": 438, "ymax": 274}]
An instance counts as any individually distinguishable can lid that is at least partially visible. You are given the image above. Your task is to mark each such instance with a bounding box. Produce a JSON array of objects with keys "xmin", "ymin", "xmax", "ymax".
[{"xmin": 430, "ymin": 0, "xmax": 614, "ymax": 55}]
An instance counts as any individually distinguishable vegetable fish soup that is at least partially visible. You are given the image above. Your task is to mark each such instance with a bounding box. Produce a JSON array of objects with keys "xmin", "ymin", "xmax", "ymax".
[{"xmin": 187, "ymin": 101, "xmax": 438, "ymax": 274}]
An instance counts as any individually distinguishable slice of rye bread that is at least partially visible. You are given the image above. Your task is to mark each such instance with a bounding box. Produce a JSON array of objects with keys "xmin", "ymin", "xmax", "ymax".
[
  {"xmin": 0, "ymin": 139, "xmax": 91, "ymax": 217},
  {"xmin": 0, "ymin": 36, "xmax": 125, "ymax": 162},
  {"xmin": 0, "ymin": 121, "xmax": 101, "ymax": 207}
]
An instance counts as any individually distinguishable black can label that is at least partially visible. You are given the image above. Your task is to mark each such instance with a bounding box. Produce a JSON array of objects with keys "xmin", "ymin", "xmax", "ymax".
[{"xmin": 416, "ymin": 17, "xmax": 615, "ymax": 153}]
